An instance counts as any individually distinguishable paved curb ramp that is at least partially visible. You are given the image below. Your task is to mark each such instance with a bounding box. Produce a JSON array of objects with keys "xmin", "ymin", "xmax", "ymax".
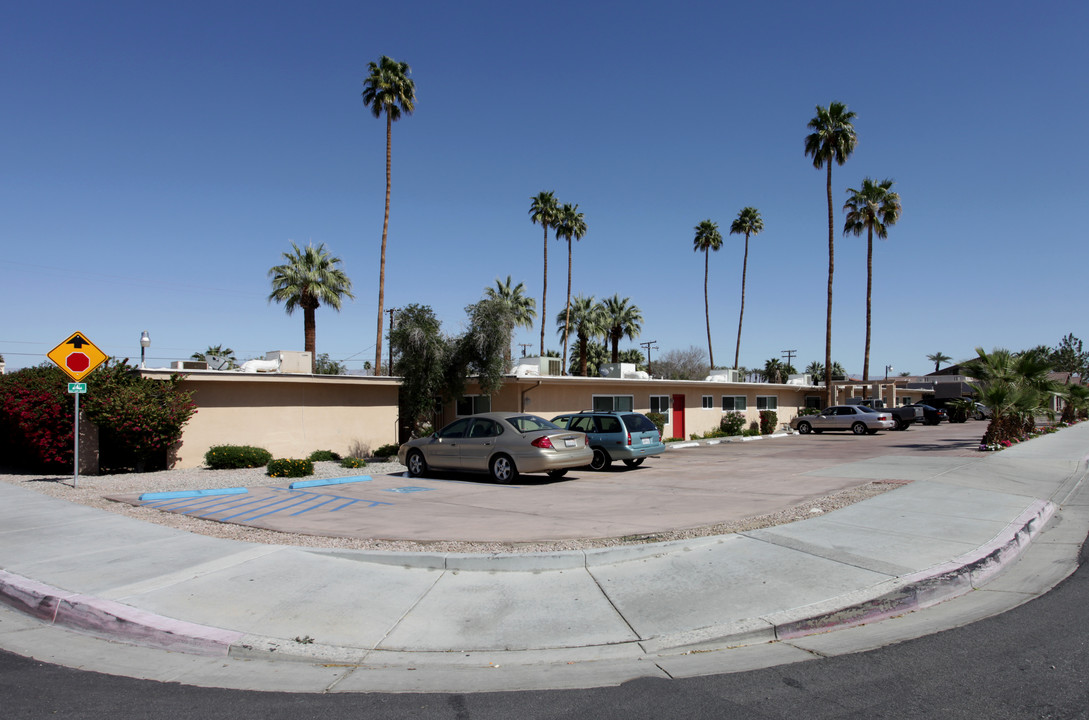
[{"xmin": 1, "ymin": 424, "xmax": 1087, "ymax": 693}]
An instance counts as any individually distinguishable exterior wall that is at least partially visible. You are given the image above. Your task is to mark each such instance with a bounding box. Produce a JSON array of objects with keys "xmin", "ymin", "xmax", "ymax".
[
  {"xmin": 142, "ymin": 371, "xmax": 400, "ymax": 469},
  {"xmin": 453, "ymin": 377, "xmax": 820, "ymax": 439}
]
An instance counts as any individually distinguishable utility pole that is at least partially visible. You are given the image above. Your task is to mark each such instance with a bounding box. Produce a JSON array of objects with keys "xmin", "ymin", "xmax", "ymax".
[
  {"xmin": 518, "ymin": 343, "xmax": 532, "ymax": 358},
  {"xmin": 781, "ymin": 349, "xmax": 797, "ymax": 371},
  {"xmin": 387, "ymin": 307, "xmax": 398, "ymax": 375},
  {"xmin": 640, "ymin": 340, "xmax": 658, "ymax": 376}
]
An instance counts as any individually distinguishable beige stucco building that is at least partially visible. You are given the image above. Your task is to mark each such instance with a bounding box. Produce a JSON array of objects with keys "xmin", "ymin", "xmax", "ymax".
[{"xmin": 141, "ymin": 369, "xmax": 400, "ymax": 469}]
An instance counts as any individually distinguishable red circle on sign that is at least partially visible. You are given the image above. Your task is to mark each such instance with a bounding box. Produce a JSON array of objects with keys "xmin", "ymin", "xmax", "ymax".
[{"xmin": 66, "ymin": 353, "xmax": 90, "ymax": 372}]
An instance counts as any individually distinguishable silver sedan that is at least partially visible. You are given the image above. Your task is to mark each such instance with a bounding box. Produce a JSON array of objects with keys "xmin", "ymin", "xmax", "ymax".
[
  {"xmin": 790, "ymin": 405, "xmax": 897, "ymax": 435},
  {"xmin": 397, "ymin": 412, "xmax": 593, "ymax": 483}
]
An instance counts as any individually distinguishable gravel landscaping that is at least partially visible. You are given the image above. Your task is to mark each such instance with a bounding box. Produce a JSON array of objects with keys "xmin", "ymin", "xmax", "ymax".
[{"xmin": 0, "ymin": 462, "xmax": 902, "ymax": 554}]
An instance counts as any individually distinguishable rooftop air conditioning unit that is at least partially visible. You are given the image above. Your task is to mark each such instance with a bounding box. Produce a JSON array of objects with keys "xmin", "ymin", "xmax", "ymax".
[
  {"xmin": 705, "ymin": 369, "xmax": 740, "ymax": 383},
  {"xmin": 512, "ymin": 356, "xmax": 563, "ymax": 377}
]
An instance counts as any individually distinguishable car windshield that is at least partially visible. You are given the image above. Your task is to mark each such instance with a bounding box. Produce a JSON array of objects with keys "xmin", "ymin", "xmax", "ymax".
[{"xmin": 506, "ymin": 415, "xmax": 559, "ymax": 433}]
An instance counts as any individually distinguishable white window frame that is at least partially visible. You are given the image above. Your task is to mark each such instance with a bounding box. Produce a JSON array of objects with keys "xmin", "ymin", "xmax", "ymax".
[
  {"xmin": 593, "ymin": 395, "xmax": 634, "ymax": 413},
  {"xmin": 722, "ymin": 395, "xmax": 747, "ymax": 412},
  {"xmin": 702, "ymin": 395, "xmax": 714, "ymax": 409},
  {"xmin": 456, "ymin": 394, "xmax": 492, "ymax": 416},
  {"xmin": 756, "ymin": 395, "xmax": 778, "ymax": 411},
  {"xmin": 649, "ymin": 395, "xmax": 670, "ymax": 421}
]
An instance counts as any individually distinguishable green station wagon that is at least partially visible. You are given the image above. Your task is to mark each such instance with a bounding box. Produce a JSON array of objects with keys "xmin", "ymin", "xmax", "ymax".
[{"xmin": 550, "ymin": 411, "xmax": 666, "ymax": 470}]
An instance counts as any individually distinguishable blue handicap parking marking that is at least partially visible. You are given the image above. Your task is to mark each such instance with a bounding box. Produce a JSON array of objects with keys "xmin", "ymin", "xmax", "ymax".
[
  {"xmin": 139, "ymin": 486, "xmax": 394, "ymax": 522},
  {"xmin": 383, "ymin": 486, "xmax": 433, "ymax": 494}
]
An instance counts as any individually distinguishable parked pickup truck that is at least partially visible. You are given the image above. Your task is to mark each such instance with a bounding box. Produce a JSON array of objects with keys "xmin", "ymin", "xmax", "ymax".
[{"xmin": 845, "ymin": 398, "xmax": 915, "ymax": 431}]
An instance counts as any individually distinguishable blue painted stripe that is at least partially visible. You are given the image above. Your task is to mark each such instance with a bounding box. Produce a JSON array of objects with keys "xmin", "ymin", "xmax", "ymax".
[
  {"xmin": 288, "ymin": 475, "xmax": 372, "ymax": 489},
  {"xmin": 139, "ymin": 487, "xmax": 249, "ymax": 501}
]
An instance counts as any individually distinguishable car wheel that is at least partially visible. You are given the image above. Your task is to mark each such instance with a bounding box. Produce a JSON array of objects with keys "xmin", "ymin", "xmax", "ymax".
[
  {"xmin": 490, "ymin": 454, "xmax": 518, "ymax": 484},
  {"xmin": 893, "ymin": 417, "xmax": 905, "ymax": 431},
  {"xmin": 546, "ymin": 468, "xmax": 568, "ymax": 479},
  {"xmin": 406, "ymin": 449, "xmax": 427, "ymax": 478},
  {"xmin": 589, "ymin": 448, "xmax": 612, "ymax": 471},
  {"xmin": 852, "ymin": 422, "xmax": 867, "ymax": 435},
  {"xmin": 797, "ymin": 421, "xmax": 812, "ymax": 434},
  {"xmin": 622, "ymin": 458, "xmax": 645, "ymax": 468},
  {"xmin": 975, "ymin": 411, "xmax": 986, "ymax": 421}
]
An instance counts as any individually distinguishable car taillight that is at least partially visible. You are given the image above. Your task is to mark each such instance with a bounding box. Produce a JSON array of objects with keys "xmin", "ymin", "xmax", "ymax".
[
  {"xmin": 531, "ymin": 436, "xmax": 554, "ymax": 449},
  {"xmin": 626, "ymin": 433, "xmax": 632, "ymax": 446}
]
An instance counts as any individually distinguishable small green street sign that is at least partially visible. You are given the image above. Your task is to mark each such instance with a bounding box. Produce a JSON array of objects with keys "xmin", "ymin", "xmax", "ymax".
[{"xmin": 68, "ymin": 382, "xmax": 87, "ymax": 394}]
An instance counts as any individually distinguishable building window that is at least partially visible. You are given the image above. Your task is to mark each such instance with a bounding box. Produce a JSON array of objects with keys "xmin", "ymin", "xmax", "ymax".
[
  {"xmin": 722, "ymin": 395, "xmax": 747, "ymax": 411},
  {"xmin": 593, "ymin": 395, "xmax": 634, "ymax": 412},
  {"xmin": 456, "ymin": 394, "xmax": 491, "ymax": 416},
  {"xmin": 756, "ymin": 395, "xmax": 778, "ymax": 411},
  {"xmin": 805, "ymin": 395, "xmax": 822, "ymax": 409},
  {"xmin": 702, "ymin": 395, "xmax": 713, "ymax": 409},
  {"xmin": 649, "ymin": 395, "xmax": 670, "ymax": 415}
]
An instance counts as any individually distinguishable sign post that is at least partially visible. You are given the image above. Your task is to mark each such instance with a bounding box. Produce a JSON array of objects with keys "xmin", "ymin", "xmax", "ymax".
[{"xmin": 47, "ymin": 333, "xmax": 108, "ymax": 488}]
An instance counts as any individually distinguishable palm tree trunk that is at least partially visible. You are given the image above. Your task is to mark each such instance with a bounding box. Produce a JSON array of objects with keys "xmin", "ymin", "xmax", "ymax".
[
  {"xmin": 611, "ymin": 331, "xmax": 619, "ymax": 364},
  {"xmin": 579, "ymin": 332, "xmax": 588, "ymax": 376},
  {"xmin": 304, "ymin": 305, "xmax": 317, "ymax": 373},
  {"xmin": 734, "ymin": 233, "xmax": 749, "ymax": 369},
  {"xmin": 704, "ymin": 250, "xmax": 714, "ymax": 369},
  {"xmin": 540, "ymin": 226, "xmax": 548, "ymax": 356},
  {"xmin": 563, "ymin": 238, "xmax": 572, "ymax": 375},
  {"xmin": 824, "ymin": 162, "xmax": 834, "ymax": 404},
  {"xmin": 863, "ymin": 226, "xmax": 873, "ymax": 384},
  {"xmin": 375, "ymin": 112, "xmax": 392, "ymax": 376}
]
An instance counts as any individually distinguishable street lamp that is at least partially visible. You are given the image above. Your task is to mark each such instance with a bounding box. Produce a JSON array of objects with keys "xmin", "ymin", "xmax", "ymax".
[
  {"xmin": 140, "ymin": 331, "xmax": 151, "ymax": 369},
  {"xmin": 885, "ymin": 364, "xmax": 893, "ymax": 380}
]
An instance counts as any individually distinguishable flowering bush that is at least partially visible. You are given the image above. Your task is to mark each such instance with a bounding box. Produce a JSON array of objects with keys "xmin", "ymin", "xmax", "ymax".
[
  {"xmin": 759, "ymin": 410, "xmax": 778, "ymax": 435},
  {"xmin": 267, "ymin": 458, "xmax": 314, "ymax": 478},
  {"xmin": 340, "ymin": 456, "xmax": 367, "ymax": 469},
  {"xmin": 0, "ymin": 365, "xmax": 73, "ymax": 468},
  {"xmin": 0, "ymin": 361, "xmax": 196, "ymax": 472}
]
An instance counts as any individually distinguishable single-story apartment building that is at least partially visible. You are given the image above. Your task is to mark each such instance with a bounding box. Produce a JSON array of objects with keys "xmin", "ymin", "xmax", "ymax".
[{"xmin": 131, "ymin": 354, "xmax": 916, "ymax": 469}]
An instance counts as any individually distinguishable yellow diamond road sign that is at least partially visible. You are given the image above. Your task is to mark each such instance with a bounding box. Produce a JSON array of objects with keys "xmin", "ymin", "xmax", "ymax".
[{"xmin": 48, "ymin": 332, "xmax": 109, "ymax": 382}]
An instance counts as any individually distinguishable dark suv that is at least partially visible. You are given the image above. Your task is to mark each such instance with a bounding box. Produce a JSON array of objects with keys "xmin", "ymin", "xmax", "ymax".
[{"xmin": 550, "ymin": 411, "xmax": 666, "ymax": 470}]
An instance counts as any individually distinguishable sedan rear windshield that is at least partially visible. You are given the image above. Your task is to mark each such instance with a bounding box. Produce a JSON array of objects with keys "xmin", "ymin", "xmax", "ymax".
[
  {"xmin": 507, "ymin": 415, "xmax": 560, "ymax": 433},
  {"xmin": 621, "ymin": 413, "xmax": 657, "ymax": 432}
]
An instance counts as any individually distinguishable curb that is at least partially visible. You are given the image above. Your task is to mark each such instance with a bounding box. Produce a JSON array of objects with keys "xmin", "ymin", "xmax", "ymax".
[
  {"xmin": 0, "ymin": 569, "xmax": 243, "ymax": 657},
  {"xmin": 0, "ymin": 499, "xmax": 1053, "ymax": 665}
]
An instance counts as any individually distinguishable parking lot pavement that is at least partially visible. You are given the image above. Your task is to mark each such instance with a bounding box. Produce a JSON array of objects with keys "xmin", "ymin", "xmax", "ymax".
[{"xmin": 106, "ymin": 421, "xmax": 992, "ymax": 544}]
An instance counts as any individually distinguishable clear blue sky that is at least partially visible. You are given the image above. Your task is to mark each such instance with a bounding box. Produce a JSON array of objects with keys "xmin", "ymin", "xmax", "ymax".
[{"xmin": 3, "ymin": 1, "xmax": 1086, "ymax": 376}]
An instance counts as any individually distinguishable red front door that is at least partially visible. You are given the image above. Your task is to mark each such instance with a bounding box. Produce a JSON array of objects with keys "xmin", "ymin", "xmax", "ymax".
[{"xmin": 671, "ymin": 394, "xmax": 685, "ymax": 440}]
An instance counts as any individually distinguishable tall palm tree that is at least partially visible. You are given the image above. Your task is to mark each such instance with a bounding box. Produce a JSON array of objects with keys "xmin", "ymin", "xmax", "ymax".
[
  {"xmin": 484, "ymin": 276, "xmax": 537, "ymax": 364},
  {"xmin": 600, "ymin": 295, "xmax": 643, "ymax": 363},
  {"xmin": 843, "ymin": 178, "xmax": 902, "ymax": 385},
  {"xmin": 728, "ymin": 207, "xmax": 764, "ymax": 370},
  {"xmin": 927, "ymin": 351, "xmax": 953, "ymax": 372},
  {"xmin": 692, "ymin": 219, "xmax": 723, "ymax": 369},
  {"xmin": 553, "ymin": 203, "xmax": 587, "ymax": 374},
  {"xmin": 555, "ymin": 295, "xmax": 604, "ymax": 377},
  {"xmin": 268, "ymin": 242, "xmax": 354, "ymax": 373},
  {"xmin": 529, "ymin": 191, "xmax": 560, "ymax": 356},
  {"xmin": 805, "ymin": 101, "xmax": 857, "ymax": 400},
  {"xmin": 362, "ymin": 55, "xmax": 416, "ymax": 376}
]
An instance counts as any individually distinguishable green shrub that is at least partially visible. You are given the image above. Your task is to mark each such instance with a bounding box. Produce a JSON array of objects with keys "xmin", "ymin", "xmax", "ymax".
[
  {"xmin": 689, "ymin": 433, "xmax": 701, "ymax": 440},
  {"xmin": 748, "ymin": 420, "xmax": 760, "ymax": 435},
  {"xmin": 759, "ymin": 410, "xmax": 778, "ymax": 435},
  {"xmin": 340, "ymin": 456, "xmax": 367, "ymax": 469},
  {"xmin": 799, "ymin": 407, "xmax": 820, "ymax": 416},
  {"xmin": 645, "ymin": 412, "xmax": 666, "ymax": 437},
  {"xmin": 665, "ymin": 436, "xmax": 684, "ymax": 443},
  {"xmin": 719, "ymin": 412, "xmax": 746, "ymax": 436},
  {"xmin": 205, "ymin": 444, "xmax": 272, "ymax": 469},
  {"xmin": 308, "ymin": 449, "xmax": 342, "ymax": 462},
  {"xmin": 267, "ymin": 458, "xmax": 314, "ymax": 478},
  {"xmin": 372, "ymin": 443, "xmax": 400, "ymax": 458}
]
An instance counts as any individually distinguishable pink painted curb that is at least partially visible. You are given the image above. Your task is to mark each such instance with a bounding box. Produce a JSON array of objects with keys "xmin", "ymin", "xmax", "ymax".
[
  {"xmin": 0, "ymin": 569, "xmax": 244, "ymax": 656},
  {"xmin": 775, "ymin": 499, "xmax": 1055, "ymax": 640}
]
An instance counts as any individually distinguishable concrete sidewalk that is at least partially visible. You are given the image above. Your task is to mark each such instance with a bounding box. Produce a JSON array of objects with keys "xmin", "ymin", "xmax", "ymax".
[{"xmin": 1, "ymin": 424, "xmax": 1087, "ymax": 693}]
